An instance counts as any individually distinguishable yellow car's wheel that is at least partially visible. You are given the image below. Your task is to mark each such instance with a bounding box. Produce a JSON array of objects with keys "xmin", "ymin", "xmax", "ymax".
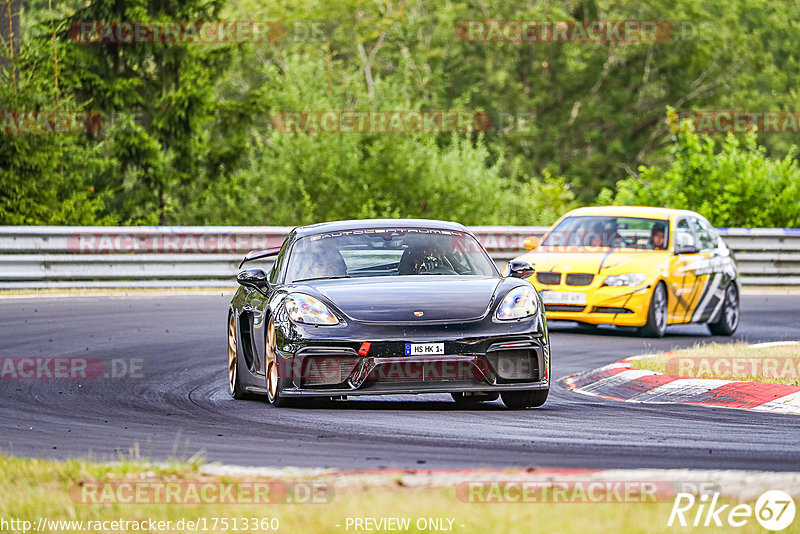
[
  {"xmin": 639, "ymin": 282, "xmax": 667, "ymax": 338},
  {"xmin": 708, "ymin": 284, "xmax": 739, "ymax": 336}
]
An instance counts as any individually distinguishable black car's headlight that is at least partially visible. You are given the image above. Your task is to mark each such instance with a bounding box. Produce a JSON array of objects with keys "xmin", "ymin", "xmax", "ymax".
[
  {"xmin": 495, "ymin": 286, "xmax": 539, "ymax": 321},
  {"xmin": 285, "ymin": 294, "xmax": 340, "ymax": 325}
]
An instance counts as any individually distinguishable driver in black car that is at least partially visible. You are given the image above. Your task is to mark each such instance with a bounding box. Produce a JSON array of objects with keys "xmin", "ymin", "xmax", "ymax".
[
  {"xmin": 295, "ymin": 244, "xmax": 349, "ymax": 280},
  {"xmin": 397, "ymin": 239, "xmax": 448, "ymax": 274}
]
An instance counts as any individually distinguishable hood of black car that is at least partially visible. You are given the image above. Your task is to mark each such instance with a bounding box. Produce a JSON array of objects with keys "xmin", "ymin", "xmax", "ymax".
[{"xmin": 301, "ymin": 276, "xmax": 503, "ymax": 322}]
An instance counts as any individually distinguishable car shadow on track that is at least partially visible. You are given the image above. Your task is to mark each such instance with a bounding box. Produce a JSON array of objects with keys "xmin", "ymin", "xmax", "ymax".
[
  {"xmin": 257, "ymin": 397, "xmax": 567, "ymax": 413},
  {"xmin": 307, "ymin": 399, "xmax": 506, "ymax": 411},
  {"xmin": 224, "ymin": 385, "xmax": 564, "ymax": 413}
]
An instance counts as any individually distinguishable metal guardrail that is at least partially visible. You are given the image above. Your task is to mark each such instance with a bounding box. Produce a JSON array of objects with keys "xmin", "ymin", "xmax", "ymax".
[
  {"xmin": 0, "ymin": 226, "xmax": 797, "ymax": 288},
  {"xmin": 716, "ymin": 228, "xmax": 800, "ymax": 285}
]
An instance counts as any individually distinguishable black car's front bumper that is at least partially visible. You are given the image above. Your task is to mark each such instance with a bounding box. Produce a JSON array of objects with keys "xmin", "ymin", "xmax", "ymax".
[{"xmin": 274, "ymin": 317, "xmax": 550, "ymax": 397}]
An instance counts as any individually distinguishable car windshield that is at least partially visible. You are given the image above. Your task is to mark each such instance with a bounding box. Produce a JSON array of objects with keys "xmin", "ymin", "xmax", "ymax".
[
  {"xmin": 286, "ymin": 228, "xmax": 498, "ymax": 282},
  {"xmin": 542, "ymin": 216, "xmax": 669, "ymax": 251}
]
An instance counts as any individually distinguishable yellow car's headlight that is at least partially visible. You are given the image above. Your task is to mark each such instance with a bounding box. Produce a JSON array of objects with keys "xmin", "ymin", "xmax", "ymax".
[
  {"xmin": 496, "ymin": 286, "xmax": 539, "ymax": 320},
  {"xmin": 603, "ymin": 273, "xmax": 647, "ymax": 287}
]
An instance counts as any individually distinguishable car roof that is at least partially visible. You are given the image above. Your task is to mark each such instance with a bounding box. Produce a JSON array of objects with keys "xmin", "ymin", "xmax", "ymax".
[
  {"xmin": 292, "ymin": 218, "xmax": 470, "ymax": 238},
  {"xmin": 560, "ymin": 206, "xmax": 699, "ymax": 220}
]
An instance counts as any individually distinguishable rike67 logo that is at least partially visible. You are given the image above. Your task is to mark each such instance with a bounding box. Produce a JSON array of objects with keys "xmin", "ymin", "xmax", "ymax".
[{"xmin": 669, "ymin": 490, "xmax": 795, "ymax": 531}]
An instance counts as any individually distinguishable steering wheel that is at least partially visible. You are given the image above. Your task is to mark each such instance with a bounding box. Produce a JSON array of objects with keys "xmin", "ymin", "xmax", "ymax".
[{"xmin": 423, "ymin": 265, "xmax": 458, "ymax": 275}]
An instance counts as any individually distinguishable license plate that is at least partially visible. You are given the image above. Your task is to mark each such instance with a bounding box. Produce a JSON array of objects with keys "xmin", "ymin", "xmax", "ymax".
[
  {"xmin": 539, "ymin": 291, "xmax": 587, "ymax": 305},
  {"xmin": 405, "ymin": 343, "xmax": 444, "ymax": 356}
]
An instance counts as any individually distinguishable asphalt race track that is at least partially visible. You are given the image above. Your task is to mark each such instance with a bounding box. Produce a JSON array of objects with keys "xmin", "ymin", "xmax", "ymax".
[{"xmin": 1, "ymin": 293, "xmax": 799, "ymax": 471}]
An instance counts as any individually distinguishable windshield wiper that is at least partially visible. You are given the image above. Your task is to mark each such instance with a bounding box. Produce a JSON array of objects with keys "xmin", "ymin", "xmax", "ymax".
[{"xmin": 598, "ymin": 239, "xmax": 619, "ymax": 273}]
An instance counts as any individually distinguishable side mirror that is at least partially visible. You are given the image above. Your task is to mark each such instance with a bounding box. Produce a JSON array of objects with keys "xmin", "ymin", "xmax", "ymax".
[
  {"xmin": 675, "ymin": 244, "xmax": 700, "ymax": 255},
  {"xmin": 507, "ymin": 259, "xmax": 535, "ymax": 279},
  {"xmin": 237, "ymin": 268, "xmax": 270, "ymax": 293},
  {"xmin": 523, "ymin": 236, "xmax": 540, "ymax": 250}
]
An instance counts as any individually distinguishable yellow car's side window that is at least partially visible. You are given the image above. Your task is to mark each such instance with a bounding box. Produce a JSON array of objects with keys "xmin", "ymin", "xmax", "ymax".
[
  {"xmin": 691, "ymin": 218, "xmax": 718, "ymax": 251},
  {"xmin": 674, "ymin": 219, "xmax": 698, "ymax": 250}
]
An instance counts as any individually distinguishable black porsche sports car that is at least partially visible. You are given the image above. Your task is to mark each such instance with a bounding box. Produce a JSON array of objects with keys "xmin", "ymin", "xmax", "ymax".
[{"xmin": 227, "ymin": 219, "xmax": 550, "ymax": 409}]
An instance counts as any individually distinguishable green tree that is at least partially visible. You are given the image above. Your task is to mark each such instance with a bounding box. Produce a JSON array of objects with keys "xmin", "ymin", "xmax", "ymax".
[
  {"xmin": 181, "ymin": 56, "xmax": 575, "ymax": 226},
  {"xmin": 6, "ymin": 0, "xmax": 800, "ymax": 227},
  {"xmin": 0, "ymin": 12, "xmax": 112, "ymax": 225},
  {"xmin": 57, "ymin": 0, "xmax": 244, "ymax": 224},
  {"xmin": 598, "ymin": 114, "xmax": 800, "ymax": 227},
  {"xmin": 232, "ymin": 0, "xmax": 789, "ymax": 202}
]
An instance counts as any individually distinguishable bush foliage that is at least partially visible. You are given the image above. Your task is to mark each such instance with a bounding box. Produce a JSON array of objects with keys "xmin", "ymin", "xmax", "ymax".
[
  {"xmin": 599, "ymin": 113, "xmax": 800, "ymax": 227},
  {"xmin": 1, "ymin": 1, "xmax": 799, "ymax": 228}
]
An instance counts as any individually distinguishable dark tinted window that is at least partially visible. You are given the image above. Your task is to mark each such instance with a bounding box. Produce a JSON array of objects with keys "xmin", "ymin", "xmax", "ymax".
[{"xmin": 269, "ymin": 238, "xmax": 291, "ymax": 284}]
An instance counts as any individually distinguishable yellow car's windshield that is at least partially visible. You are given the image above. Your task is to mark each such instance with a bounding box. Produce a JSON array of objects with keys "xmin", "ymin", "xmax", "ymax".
[{"xmin": 542, "ymin": 216, "xmax": 669, "ymax": 251}]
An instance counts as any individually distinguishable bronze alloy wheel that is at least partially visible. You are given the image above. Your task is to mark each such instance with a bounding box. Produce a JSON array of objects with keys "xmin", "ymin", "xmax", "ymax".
[
  {"xmin": 227, "ymin": 313, "xmax": 237, "ymax": 395},
  {"xmin": 266, "ymin": 317, "xmax": 278, "ymax": 402}
]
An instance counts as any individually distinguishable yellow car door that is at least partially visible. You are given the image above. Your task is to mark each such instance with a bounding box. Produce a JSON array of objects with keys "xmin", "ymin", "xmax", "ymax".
[
  {"xmin": 689, "ymin": 216, "xmax": 728, "ymax": 322},
  {"xmin": 667, "ymin": 217, "xmax": 708, "ymax": 323}
]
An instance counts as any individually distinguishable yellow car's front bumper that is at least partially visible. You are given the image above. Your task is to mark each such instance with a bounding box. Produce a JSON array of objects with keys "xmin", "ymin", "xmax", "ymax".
[{"xmin": 530, "ymin": 279, "xmax": 654, "ymax": 327}]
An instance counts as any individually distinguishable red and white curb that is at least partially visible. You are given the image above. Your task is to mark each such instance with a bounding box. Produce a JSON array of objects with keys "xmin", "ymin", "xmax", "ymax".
[{"xmin": 563, "ymin": 342, "xmax": 800, "ymax": 415}]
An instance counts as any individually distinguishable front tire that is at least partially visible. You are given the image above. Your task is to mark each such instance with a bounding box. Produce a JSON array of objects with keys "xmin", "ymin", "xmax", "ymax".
[
  {"xmin": 228, "ymin": 312, "xmax": 251, "ymax": 400},
  {"xmin": 639, "ymin": 282, "xmax": 667, "ymax": 338},
  {"xmin": 501, "ymin": 389, "xmax": 548, "ymax": 409},
  {"xmin": 265, "ymin": 317, "xmax": 298, "ymax": 408},
  {"xmin": 708, "ymin": 283, "xmax": 739, "ymax": 336}
]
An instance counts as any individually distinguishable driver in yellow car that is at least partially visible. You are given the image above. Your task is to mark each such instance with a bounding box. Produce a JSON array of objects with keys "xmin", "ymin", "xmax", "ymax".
[{"xmin": 649, "ymin": 221, "xmax": 666, "ymax": 250}]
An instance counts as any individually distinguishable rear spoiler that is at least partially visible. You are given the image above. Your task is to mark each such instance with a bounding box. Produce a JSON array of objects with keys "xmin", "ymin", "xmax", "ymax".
[{"xmin": 238, "ymin": 247, "xmax": 282, "ymax": 268}]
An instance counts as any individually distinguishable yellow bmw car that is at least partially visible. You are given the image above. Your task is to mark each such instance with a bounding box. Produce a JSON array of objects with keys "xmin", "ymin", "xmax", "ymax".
[{"xmin": 507, "ymin": 206, "xmax": 740, "ymax": 337}]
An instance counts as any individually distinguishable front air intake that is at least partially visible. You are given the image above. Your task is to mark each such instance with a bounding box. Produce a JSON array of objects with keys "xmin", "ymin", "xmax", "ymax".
[
  {"xmin": 537, "ymin": 272, "xmax": 561, "ymax": 285},
  {"xmin": 487, "ymin": 350, "xmax": 539, "ymax": 381},
  {"xmin": 545, "ymin": 304, "xmax": 586, "ymax": 312},
  {"xmin": 591, "ymin": 306, "xmax": 633, "ymax": 314},
  {"xmin": 301, "ymin": 357, "xmax": 359, "ymax": 386},
  {"xmin": 565, "ymin": 273, "xmax": 594, "ymax": 286}
]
